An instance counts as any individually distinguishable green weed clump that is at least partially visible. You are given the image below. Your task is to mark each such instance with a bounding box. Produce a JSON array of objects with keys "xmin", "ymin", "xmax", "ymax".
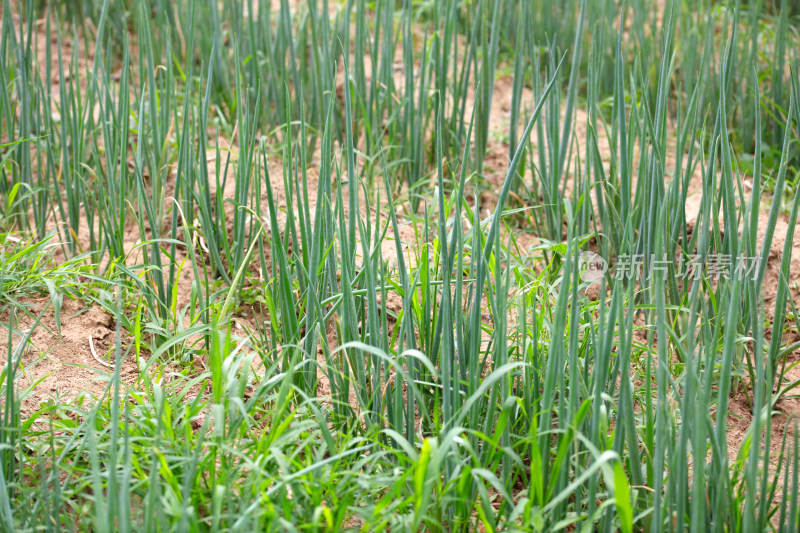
[{"xmin": 1, "ymin": 0, "xmax": 800, "ymax": 530}]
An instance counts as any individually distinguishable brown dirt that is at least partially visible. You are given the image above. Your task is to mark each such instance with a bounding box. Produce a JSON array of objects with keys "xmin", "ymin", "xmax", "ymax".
[{"xmin": 0, "ymin": 297, "xmax": 138, "ymax": 415}]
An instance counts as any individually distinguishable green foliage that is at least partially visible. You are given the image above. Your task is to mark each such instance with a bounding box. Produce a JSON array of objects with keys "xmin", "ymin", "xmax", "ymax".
[{"xmin": 0, "ymin": 0, "xmax": 799, "ymax": 530}]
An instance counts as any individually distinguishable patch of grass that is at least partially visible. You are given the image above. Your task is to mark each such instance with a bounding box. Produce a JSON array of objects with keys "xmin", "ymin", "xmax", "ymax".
[{"xmin": 0, "ymin": 0, "xmax": 799, "ymax": 530}]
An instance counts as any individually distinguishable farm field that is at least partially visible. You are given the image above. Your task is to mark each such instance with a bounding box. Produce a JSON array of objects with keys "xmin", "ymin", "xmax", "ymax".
[{"xmin": 2, "ymin": 0, "xmax": 800, "ymax": 530}]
